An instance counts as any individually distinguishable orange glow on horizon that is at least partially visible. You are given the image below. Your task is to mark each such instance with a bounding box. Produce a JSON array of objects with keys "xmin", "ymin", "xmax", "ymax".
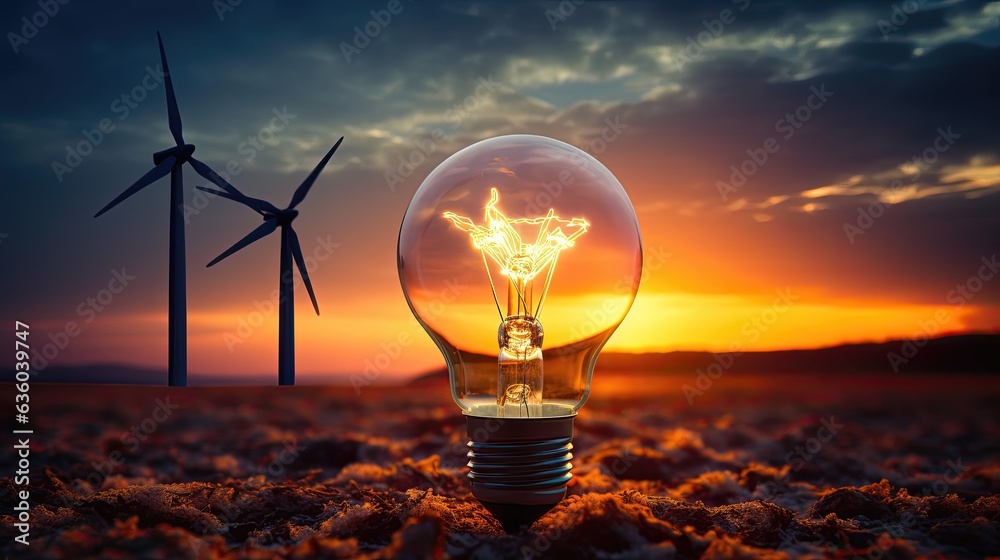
[
  {"xmin": 50, "ymin": 293, "xmax": 993, "ymax": 380},
  {"xmin": 609, "ymin": 291, "xmax": 987, "ymax": 353},
  {"xmin": 40, "ymin": 166, "xmax": 998, "ymax": 379}
]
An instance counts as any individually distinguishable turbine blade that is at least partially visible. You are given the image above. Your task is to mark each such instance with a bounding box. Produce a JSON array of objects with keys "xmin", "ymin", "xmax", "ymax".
[
  {"xmin": 188, "ymin": 157, "xmax": 235, "ymax": 190},
  {"xmin": 195, "ymin": 185, "xmax": 245, "ymax": 204},
  {"xmin": 157, "ymin": 32, "xmax": 184, "ymax": 146},
  {"xmin": 94, "ymin": 156, "xmax": 175, "ymax": 217},
  {"xmin": 286, "ymin": 226, "xmax": 320, "ymax": 315},
  {"xmin": 206, "ymin": 219, "xmax": 278, "ymax": 267},
  {"xmin": 288, "ymin": 137, "xmax": 343, "ymax": 209},
  {"xmin": 190, "ymin": 157, "xmax": 280, "ymax": 215}
]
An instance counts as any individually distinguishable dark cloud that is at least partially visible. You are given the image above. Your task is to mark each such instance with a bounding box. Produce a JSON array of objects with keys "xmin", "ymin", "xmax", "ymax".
[{"xmin": 0, "ymin": 0, "xmax": 997, "ymax": 357}]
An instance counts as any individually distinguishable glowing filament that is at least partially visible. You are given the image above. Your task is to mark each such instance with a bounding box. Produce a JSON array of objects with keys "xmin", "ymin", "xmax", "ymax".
[
  {"xmin": 444, "ymin": 187, "xmax": 588, "ymax": 417},
  {"xmin": 443, "ymin": 187, "xmax": 589, "ymax": 319}
]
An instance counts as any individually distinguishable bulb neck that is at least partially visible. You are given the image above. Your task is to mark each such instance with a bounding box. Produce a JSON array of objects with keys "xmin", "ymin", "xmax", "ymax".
[
  {"xmin": 465, "ymin": 413, "xmax": 575, "ymax": 533},
  {"xmin": 497, "ymin": 314, "xmax": 543, "ymax": 352},
  {"xmin": 497, "ymin": 315, "xmax": 545, "ymax": 417}
]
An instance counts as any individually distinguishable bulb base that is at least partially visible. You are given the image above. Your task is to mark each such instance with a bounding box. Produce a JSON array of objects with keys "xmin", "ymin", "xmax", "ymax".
[{"xmin": 465, "ymin": 414, "xmax": 575, "ymax": 533}]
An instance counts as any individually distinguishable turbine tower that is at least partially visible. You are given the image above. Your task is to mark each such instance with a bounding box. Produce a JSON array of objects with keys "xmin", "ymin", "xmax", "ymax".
[
  {"xmin": 95, "ymin": 32, "xmax": 229, "ymax": 387},
  {"xmin": 198, "ymin": 138, "xmax": 344, "ymax": 385}
]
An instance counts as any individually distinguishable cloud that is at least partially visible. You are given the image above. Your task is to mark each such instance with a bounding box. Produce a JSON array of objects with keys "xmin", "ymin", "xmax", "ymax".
[{"xmin": 0, "ymin": 0, "xmax": 996, "ymax": 369}]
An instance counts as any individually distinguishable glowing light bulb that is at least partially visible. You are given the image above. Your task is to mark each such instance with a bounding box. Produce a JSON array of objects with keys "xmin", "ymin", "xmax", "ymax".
[
  {"xmin": 442, "ymin": 186, "xmax": 590, "ymax": 418},
  {"xmin": 398, "ymin": 134, "xmax": 642, "ymax": 531}
]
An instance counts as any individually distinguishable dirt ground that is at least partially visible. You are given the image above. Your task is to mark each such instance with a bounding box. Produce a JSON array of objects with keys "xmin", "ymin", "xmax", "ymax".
[{"xmin": 1, "ymin": 372, "xmax": 998, "ymax": 558}]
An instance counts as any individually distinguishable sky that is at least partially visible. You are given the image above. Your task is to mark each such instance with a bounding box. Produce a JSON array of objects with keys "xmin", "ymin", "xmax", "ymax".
[{"xmin": 1, "ymin": 0, "xmax": 998, "ymax": 381}]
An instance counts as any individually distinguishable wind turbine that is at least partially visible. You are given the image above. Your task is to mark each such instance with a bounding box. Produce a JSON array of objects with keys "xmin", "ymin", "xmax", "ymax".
[
  {"xmin": 197, "ymin": 138, "xmax": 344, "ymax": 385},
  {"xmin": 94, "ymin": 32, "xmax": 228, "ymax": 387}
]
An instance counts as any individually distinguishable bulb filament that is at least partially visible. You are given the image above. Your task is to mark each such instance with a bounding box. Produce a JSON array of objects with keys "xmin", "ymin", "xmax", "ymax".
[{"xmin": 443, "ymin": 187, "xmax": 588, "ymax": 417}]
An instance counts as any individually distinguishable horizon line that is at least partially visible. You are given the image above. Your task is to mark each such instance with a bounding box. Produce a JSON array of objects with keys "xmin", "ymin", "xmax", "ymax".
[{"xmin": 15, "ymin": 330, "xmax": 998, "ymax": 381}]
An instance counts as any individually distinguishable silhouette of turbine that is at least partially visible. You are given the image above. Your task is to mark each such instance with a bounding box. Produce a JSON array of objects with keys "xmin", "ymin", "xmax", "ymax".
[
  {"xmin": 197, "ymin": 138, "xmax": 344, "ymax": 386},
  {"xmin": 94, "ymin": 32, "xmax": 228, "ymax": 387}
]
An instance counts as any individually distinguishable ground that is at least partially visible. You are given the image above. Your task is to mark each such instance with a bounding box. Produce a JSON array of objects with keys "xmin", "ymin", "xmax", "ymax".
[{"xmin": 1, "ymin": 372, "xmax": 998, "ymax": 559}]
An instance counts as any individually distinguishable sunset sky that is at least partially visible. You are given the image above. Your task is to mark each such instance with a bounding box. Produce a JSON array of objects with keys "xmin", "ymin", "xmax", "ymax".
[{"xmin": 1, "ymin": 1, "xmax": 998, "ymax": 381}]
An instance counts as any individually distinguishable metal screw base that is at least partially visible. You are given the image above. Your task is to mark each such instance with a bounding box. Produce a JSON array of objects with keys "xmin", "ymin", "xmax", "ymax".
[{"xmin": 466, "ymin": 414, "xmax": 575, "ymax": 532}]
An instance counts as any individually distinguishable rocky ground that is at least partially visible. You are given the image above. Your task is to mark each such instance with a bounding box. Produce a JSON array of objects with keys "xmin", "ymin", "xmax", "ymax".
[{"xmin": 1, "ymin": 372, "xmax": 998, "ymax": 558}]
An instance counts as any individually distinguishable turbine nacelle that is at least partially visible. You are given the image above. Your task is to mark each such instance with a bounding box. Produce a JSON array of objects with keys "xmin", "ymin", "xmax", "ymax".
[
  {"xmin": 203, "ymin": 138, "xmax": 345, "ymax": 325},
  {"xmin": 91, "ymin": 32, "xmax": 226, "ymax": 386},
  {"xmin": 271, "ymin": 208, "xmax": 299, "ymax": 225},
  {"xmin": 154, "ymin": 144, "xmax": 195, "ymax": 165}
]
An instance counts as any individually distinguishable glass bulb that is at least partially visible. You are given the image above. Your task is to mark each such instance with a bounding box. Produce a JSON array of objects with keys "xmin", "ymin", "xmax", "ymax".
[{"xmin": 397, "ymin": 134, "xmax": 642, "ymax": 530}]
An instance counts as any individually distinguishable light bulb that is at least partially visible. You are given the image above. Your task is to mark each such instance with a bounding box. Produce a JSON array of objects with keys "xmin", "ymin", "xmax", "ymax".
[{"xmin": 397, "ymin": 134, "xmax": 642, "ymax": 531}]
